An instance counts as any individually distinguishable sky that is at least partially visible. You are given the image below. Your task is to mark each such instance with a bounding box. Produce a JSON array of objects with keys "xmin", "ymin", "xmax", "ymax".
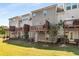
[{"xmin": 0, "ymin": 3, "xmax": 56, "ymax": 26}]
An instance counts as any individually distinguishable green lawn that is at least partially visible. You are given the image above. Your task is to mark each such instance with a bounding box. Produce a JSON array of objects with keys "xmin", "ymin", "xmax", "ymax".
[{"xmin": 0, "ymin": 38, "xmax": 79, "ymax": 56}]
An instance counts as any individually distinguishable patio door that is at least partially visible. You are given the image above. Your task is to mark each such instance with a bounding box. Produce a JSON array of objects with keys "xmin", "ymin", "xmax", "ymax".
[{"xmin": 68, "ymin": 31, "xmax": 74, "ymax": 41}]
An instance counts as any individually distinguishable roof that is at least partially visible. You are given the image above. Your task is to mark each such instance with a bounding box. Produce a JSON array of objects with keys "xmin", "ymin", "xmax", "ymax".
[
  {"xmin": 31, "ymin": 4, "xmax": 64, "ymax": 13},
  {"xmin": 21, "ymin": 13, "xmax": 31, "ymax": 17},
  {"xmin": 9, "ymin": 16, "xmax": 21, "ymax": 20},
  {"xmin": 31, "ymin": 4, "xmax": 57, "ymax": 13}
]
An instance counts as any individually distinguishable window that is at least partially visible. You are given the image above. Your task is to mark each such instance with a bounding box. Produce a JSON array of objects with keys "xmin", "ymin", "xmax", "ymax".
[
  {"xmin": 22, "ymin": 16, "xmax": 29, "ymax": 21},
  {"xmin": 19, "ymin": 20, "xmax": 22, "ymax": 23},
  {"xmin": 23, "ymin": 19, "xmax": 26, "ymax": 21},
  {"xmin": 65, "ymin": 3, "xmax": 71, "ymax": 6},
  {"xmin": 43, "ymin": 10, "xmax": 47, "ymax": 16},
  {"xmin": 10, "ymin": 19, "xmax": 13, "ymax": 21},
  {"xmin": 65, "ymin": 3, "xmax": 71, "ymax": 10},
  {"xmin": 23, "ymin": 18, "xmax": 28, "ymax": 21},
  {"xmin": 32, "ymin": 13, "xmax": 36, "ymax": 16},
  {"xmin": 66, "ymin": 6, "xmax": 71, "ymax": 10},
  {"xmin": 11, "ymin": 19, "xmax": 15, "ymax": 22},
  {"xmin": 29, "ymin": 18, "xmax": 32, "ymax": 21},
  {"xmin": 72, "ymin": 4, "xmax": 77, "ymax": 9}
]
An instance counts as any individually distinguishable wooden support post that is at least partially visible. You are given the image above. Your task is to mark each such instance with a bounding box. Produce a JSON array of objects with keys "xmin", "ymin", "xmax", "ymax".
[{"xmin": 45, "ymin": 31, "xmax": 47, "ymax": 40}]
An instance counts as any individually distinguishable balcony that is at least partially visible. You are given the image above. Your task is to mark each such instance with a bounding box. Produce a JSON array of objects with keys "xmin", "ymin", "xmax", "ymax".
[
  {"xmin": 9, "ymin": 26, "xmax": 16, "ymax": 31},
  {"xmin": 30, "ymin": 20, "xmax": 49, "ymax": 32},
  {"xmin": 23, "ymin": 24, "xmax": 30, "ymax": 32},
  {"xmin": 30, "ymin": 25, "xmax": 48, "ymax": 32},
  {"xmin": 64, "ymin": 19, "xmax": 79, "ymax": 28}
]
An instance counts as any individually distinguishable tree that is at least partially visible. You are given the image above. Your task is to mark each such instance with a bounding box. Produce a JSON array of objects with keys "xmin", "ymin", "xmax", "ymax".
[
  {"xmin": 0, "ymin": 26, "xmax": 8, "ymax": 38},
  {"xmin": 58, "ymin": 20, "xmax": 64, "ymax": 28},
  {"xmin": 0, "ymin": 26, "xmax": 6, "ymax": 34},
  {"xmin": 48, "ymin": 20, "xmax": 64, "ymax": 43},
  {"xmin": 48, "ymin": 24, "xmax": 59, "ymax": 36},
  {"xmin": 23, "ymin": 24, "xmax": 29, "ymax": 40}
]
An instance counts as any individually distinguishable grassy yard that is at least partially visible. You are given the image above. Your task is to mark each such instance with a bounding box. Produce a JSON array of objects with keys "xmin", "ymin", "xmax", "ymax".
[{"xmin": 0, "ymin": 38, "xmax": 79, "ymax": 56}]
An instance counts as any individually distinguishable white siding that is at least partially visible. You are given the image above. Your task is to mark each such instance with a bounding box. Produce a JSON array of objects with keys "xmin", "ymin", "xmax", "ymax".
[{"xmin": 32, "ymin": 6, "xmax": 57, "ymax": 26}]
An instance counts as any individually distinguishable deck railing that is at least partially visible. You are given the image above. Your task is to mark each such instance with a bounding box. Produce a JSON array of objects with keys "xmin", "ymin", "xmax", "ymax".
[
  {"xmin": 30, "ymin": 20, "xmax": 49, "ymax": 32},
  {"xmin": 30, "ymin": 25, "xmax": 48, "ymax": 32},
  {"xmin": 64, "ymin": 20, "xmax": 79, "ymax": 28}
]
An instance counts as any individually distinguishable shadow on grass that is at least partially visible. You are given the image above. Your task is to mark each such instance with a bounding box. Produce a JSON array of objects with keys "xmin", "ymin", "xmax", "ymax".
[{"xmin": 3, "ymin": 39, "xmax": 79, "ymax": 55}]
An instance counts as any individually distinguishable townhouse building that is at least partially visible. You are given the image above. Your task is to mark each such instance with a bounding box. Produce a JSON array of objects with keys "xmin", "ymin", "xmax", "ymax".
[
  {"xmin": 9, "ymin": 13, "xmax": 32, "ymax": 39},
  {"xmin": 29, "ymin": 5, "xmax": 64, "ymax": 42},
  {"xmin": 62, "ymin": 3, "xmax": 79, "ymax": 42},
  {"xmin": 9, "ymin": 16, "xmax": 21, "ymax": 38},
  {"xmin": 9, "ymin": 3, "xmax": 79, "ymax": 43},
  {"xmin": 19, "ymin": 13, "xmax": 32, "ymax": 38}
]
